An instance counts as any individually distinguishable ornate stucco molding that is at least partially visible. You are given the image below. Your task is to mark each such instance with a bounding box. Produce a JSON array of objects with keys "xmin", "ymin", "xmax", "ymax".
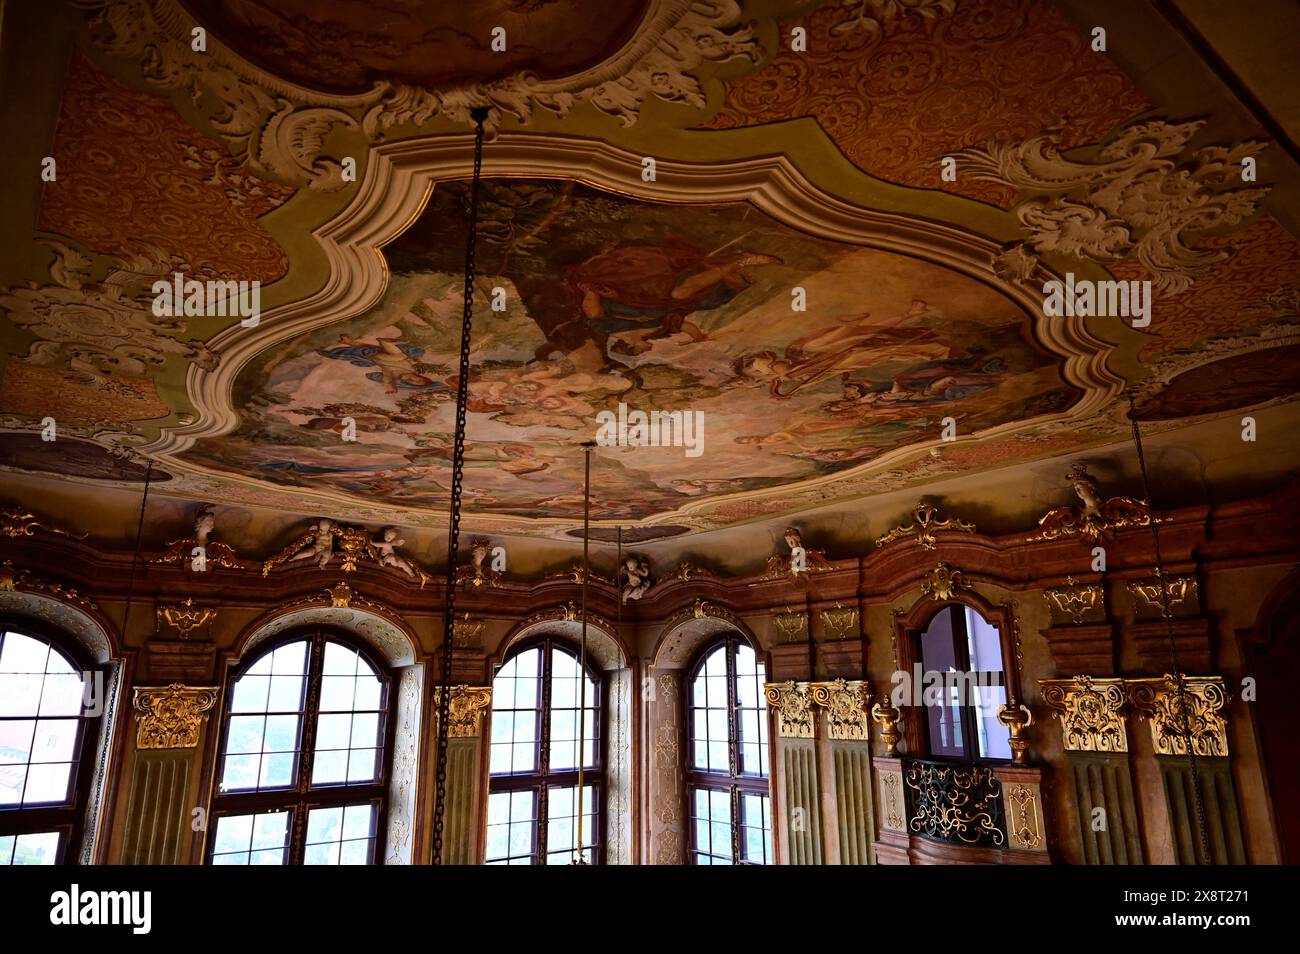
[
  {"xmin": 75, "ymin": 0, "xmax": 759, "ymax": 191},
  {"xmin": 1126, "ymin": 574, "xmax": 1198, "ymax": 617},
  {"xmin": 819, "ymin": 603, "xmax": 859, "ymax": 640},
  {"xmin": 1037, "ymin": 463, "xmax": 1165, "ymax": 543},
  {"xmin": 772, "ymin": 607, "xmax": 809, "ymax": 643},
  {"xmin": 1128, "ymin": 674, "xmax": 1229, "ymax": 757},
  {"xmin": 920, "ymin": 562, "xmax": 967, "ymax": 601},
  {"xmin": 155, "ymin": 598, "xmax": 216, "ymax": 640},
  {"xmin": 132, "ymin": 684, "xmax": 218, "ymax": 749},
  {"xmin": 809, "ymin": 678, "xmax": 873, "ymax": 741},
  {"xmin": 763, "ymin": 680, "xmax": 814, "ymax": 738},
  {"xmin": 1039, "ymin": 676, "xmax": 1128, "ymax": 752},
  {"xmin": 0, "ymin": 504, "xmax": 86, "ymax": 540},
  {"xmin": 875, "ymin": 501, "xmax": 975, "ymax": 551},
  {"xmin": 1043, "ymin": 576, "xmax": 1105, "ymax": 625},
  {"xmin": 956, "ymin": 119, "xmax": 1270, "ymax": 295},
  {"xmin": 431, "ymin": 685, "xmax": 493, "ymax": 738}
]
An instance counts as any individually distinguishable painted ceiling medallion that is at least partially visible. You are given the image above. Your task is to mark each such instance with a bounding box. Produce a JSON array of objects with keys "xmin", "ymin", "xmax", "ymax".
[{"xmin": 150, "ymin": 138, "xmax": 1114, "ymax": 539}]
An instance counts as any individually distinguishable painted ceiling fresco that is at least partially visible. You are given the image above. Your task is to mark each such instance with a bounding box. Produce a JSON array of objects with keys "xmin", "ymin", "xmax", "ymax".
[
  {"xmin": 1, "ymin": 0, "xmax": 1298, "ymax": 550},
  {"xmin": 180, "ymin": 180, "xmax": 1075, "ymax": 519}
]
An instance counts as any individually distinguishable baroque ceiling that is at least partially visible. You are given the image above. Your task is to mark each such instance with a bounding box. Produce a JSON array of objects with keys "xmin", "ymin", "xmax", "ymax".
[{"xmin": 1, "ymin": 0, "xmax": 1299, "ymax": 568}]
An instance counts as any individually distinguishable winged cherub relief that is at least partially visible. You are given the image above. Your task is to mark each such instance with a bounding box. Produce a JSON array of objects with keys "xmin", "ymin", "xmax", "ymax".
[{"xmin": 263, "ymin": 518, "xmax": 338, "ymax": 575}]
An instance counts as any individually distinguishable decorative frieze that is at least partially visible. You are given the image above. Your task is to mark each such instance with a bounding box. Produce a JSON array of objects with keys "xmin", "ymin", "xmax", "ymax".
[
  {"xmin": 132, "ymin": 684, "xmax": 218, "ymax": 749},
  {"xmin": 431, "ymin": 685, "xmax": 493, "ymax": 738},
  {"xmin": 819, "ymin": 603, "xmax": 859, "ymax": 640},
  {"xmin": 1128, "ymin": 674, "xmax": 1229, "ymax": 757},
  {"xmin": 1039, "ymin": 676, "xmax": 1129, "ymax": 752},
  {"xmin": 764, "ymin": 681, "xmax": 815, "ymax": 738}
]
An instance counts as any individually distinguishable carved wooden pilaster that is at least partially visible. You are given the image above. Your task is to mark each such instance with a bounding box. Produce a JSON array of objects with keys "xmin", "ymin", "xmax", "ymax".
[{"xmin": 132, "ymin": 685, "xmax": 218, "ymax": 749}]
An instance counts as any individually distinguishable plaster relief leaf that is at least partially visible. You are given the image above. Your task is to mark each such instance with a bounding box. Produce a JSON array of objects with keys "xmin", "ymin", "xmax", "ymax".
[{"xmin": 955, "ymin": 120, "xmax": 1270, "ymax": 295}]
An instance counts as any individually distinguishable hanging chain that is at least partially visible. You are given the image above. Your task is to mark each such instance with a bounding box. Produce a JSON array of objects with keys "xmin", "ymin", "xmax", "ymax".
[
  {"xmin": 1127, "ymin": 394, "xmax": 1212, "ymax": 864},
  {"xmin": 431, "ymin": 107, "xmax": 488, "ymax": 865},
  {"xmin": 120, "ymin": 457, "xmax": 154, "ymax": 642}
]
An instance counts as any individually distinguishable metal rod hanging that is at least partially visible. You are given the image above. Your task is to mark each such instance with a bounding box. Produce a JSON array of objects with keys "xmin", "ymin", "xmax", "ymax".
[{"xmin": 575, "ymin": 441, "xmax": 594, "ymax": 864}]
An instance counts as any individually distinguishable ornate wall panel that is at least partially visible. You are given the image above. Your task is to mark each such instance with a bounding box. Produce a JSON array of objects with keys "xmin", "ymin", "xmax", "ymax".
[
  {"xmin": 384, "ymin": 664, "xmax": 423, "ymax": 865},
  {"xmin": 648, "ymin": 669, "xmax": 685, "ymax": 865},
  {"xmin": 606, "ymin": 668, "xmax": 634, "ymax": 865}
]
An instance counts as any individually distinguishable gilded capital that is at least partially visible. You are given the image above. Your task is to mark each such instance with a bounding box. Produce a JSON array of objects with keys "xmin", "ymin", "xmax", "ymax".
[
  {"xmin": 763, "ymin": 680, "xmax": 814, "ymax": 738},
  {"xmin": 132, "ymin": 684, "xmax": 218, "ymax": 749},
  {"xmin": 1128, "ymin": 674, "xmax": 1228, "ymax": 757},
  {"xmin": 809, "ymin": 678, "xmax": 873, "ymax": 740},
  {"xmin": 1039, "ymin": 676, "xmax": 1128, "ymax": 752},
  {"xmin": 433, "ymin": 685, "xmax": 493, "ymax": 738}
]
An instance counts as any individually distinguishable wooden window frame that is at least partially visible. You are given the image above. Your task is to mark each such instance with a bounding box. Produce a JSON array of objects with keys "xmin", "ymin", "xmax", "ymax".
[
  {"xmin": 206, "ymin": 628, "xmax": 395, "ymax": 866},
  {"xmin": 0, "ymin": 619, "xmax": 103, "ymax": 865},
  {"xmin": 487, "ymin": 636, "xmax": 605, "ymax": 865},
  {"xmin": 684, "ymin": 635, "xmax": 771, "ymax": 865}
]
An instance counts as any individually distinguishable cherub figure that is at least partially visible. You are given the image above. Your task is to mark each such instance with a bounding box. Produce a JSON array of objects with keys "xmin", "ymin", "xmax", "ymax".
[
  {"xmin": 264, "ymin": 518, "xmax": 338, "ymax": 576},
  {"xmin": 373, "ymin": 527, "xmax": 417, "ymax": 577},
  {"xmin": 621, "ymin": 555, "xmax": 653, "ymax": 602},
  {"xmin": 1037, "ymin": 463, "xmax": 1158, "ymax": 543},
  {"xmin": 762, "ymin": 526, "xmax": 832, "ymax": 581}
]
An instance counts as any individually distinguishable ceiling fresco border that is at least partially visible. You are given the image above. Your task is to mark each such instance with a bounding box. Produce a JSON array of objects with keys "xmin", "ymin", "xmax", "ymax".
[{"xmin": 136, "ymin": 133, "xmax": 1124, "ymax": 538}]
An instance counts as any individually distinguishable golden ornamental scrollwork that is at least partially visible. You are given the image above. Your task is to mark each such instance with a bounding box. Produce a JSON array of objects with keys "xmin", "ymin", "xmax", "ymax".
[
  {"xmin": 0, "ymin": 561, "xmax": 97, "ymax": 610},
  {"xmin": 809, "ymin": 679, "xmax": 873, "ymax": 741},
  {"xmin": 880, "ymin": 771, "xmax": 906, "ymax": 831},
  {"xmin": 155, "ymin": 598, "xmax": 216, "ymax": 640},
  {"xmin": 904, "ymin": 760, "xmax": 1004, "ymax": 847},
  {"xmin": 1039, "ymin": 676, "xmax": 1128, "ymax": 752},
  {"xmin": 456, "ymin": 537, "xmax": 504, "ymax": 589},
  {"xmin": 1126, "ymin": 574, "xmax": 1198, "ymax": 617},
  {"xmin": 921, "ymin": 562, "xmax": 967, "ymax": 601},
  {"xmin": 1035, "ymin": 463, "xmax": 1167, "ymax": 544},
  {"xmin": 1128, "ymin": 674, "xmax": 1229, "ymax": 757},
  {"xmin": 1043, "ymin": 576, "xmax": 1104, "ymax": 624},
  {"xmin": 431, "ymin": 686, "xmax": 493, "ymax": 738},
  {"xmin": 132, "ymin": 684, "xmax": 218, "ymax": 749},
  {"xmin": 1005, "ymin": 783, "xmax": 1043, "ymax": 850},
  {"xmin": 0, "ymin": 505, "xmax": 86, "ymax": 540},
  {"xmin": 876, "ymin": 502, "xmax": 976, "ymax": 551},
  {"xmin": 819, "ymin": 603, "xmax": 858, "ymax": 640},
  {"xmin": 763, "ymin": 681, "xmax": 814, "ymax": 739},
  {"xmin": 773, "ymin": 607, "xmax": 808, "ymax": 643}
]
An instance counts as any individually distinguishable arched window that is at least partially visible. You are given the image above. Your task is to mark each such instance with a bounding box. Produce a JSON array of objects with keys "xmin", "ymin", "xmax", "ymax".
[
  {"xmin": 0, "ymin": 625, "xmax": 100, "ymax": 865},
  {"xmin": 486, "ymin": 637, "xmax": 601, "ymax": 864},
  {"xmin": 207, "ymin": 630, "xmax": 393, "ymax": 865},
  {"xmin": 917, "ymin": 604, "xmax": 1010, "ymax": 760},
  {"xmin": 686, "ymin": 635, "xmax": 772, "ymax": 865}
]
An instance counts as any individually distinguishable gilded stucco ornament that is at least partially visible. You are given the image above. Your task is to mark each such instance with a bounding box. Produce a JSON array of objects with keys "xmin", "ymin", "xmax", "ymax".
[
  {"xmin": 1036, "ymin": 463, "xmax": 1166, "ymax": 543},
  {"xmin": 1126, "ymin": 574, "xmax": 1198, "ymax": 616},
  {"xmin": 763, "ymin": 681, "xmax": 815, "ymax": 738},
  {"xmin": 875, "ymin": 501, "xmax": 975, "ymax": 551},
  {"xmin": 773, "ymin": 607, "xmax": 809, "ymax": 643},
  {"xmin": 0, "ymin": 505, "xmax": 86, "ymax": 540},
  {"xmin": 155, "ymin": 598, "xmax": 216, "ymax": 639},
  {"xmin": 1005, "ymin": 783, "xmax": 1043, "ymax": 850},
  {"xmin": 431, "ymin": 686, "xmax": 493, "ymax": 738},
  {"xmin": 1128, "ymin": 674, "xmax": 1229, "ymax": 757},
  {"xmin": 762, "ymin": 527, "xmax": 833, "ymax": 581},
  {"xmin": 157, "ymin": 504, "xmax": 244, "ymax": 570},
  {"xmin": 920, "ymin": 562, "xmax": 967, "ymax": 601},
  {"xmin": 456, "ymin": 537, "xmax": 503, "ymax": 589},
  {"xmin": 809, "ymin": 679, "xmax": 873, "ymax": 740},
  {"xmin": 1043, "ymin": 576, "xmax": 1104, "ymax": 624},
  {"xmin": 132, "ymin": 684, "xmax": 218, "ymax": 749},
  {"xmin": 819, "ymin": 603, "xmax": 858, "ymax": 640},
  {"xmin": 1039, "ymin": 676, "xmax": 1128, "ymax": 752}
]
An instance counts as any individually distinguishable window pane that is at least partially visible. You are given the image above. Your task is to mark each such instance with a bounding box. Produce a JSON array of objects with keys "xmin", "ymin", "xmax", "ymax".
[
  {"xmin": 975, "ymin": 684, "xmax": 1011, "ymax": 759},
  {"xmin": 304, "ymin": 803, "xmax": 375, "ymax": 866},
  {"xmin": 546, "ymin": 785, "xmax": 597, "ymax": 864},
  {"xmin": 741, "ymin": 792, "xmax": 772, "ymax": 865},
  {"xmin": 965, "ymin": 608, "xmax": 1004, "ymax": 673},
  {"xmin": 310, "ymin": 641, "xmax": 384, "ymax": 788},
  {"xmin": 489, "ymin": 647, "xmax": 541, "ymax": 776},
  {"xmin": 211, "ymin": 811, "xmax": 288, "ymax": 865},
  {"xmin": 1, "ymin": 831, "xmax": 60, "ymax": 865},
  {"xmin": 485, "ymin": 790, "xmax": 536, "ymax": 864},
  {"xmin": 221, "ymin": 640, "xmax": 306, "ymax": 793}
]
